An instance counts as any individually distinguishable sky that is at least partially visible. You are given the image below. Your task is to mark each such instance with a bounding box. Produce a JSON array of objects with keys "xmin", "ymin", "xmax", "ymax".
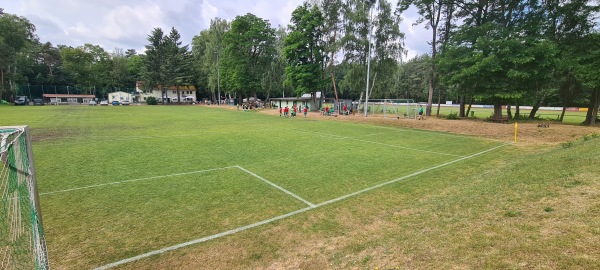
[{"xmin": 3, "ymin": 0, "xmax": 430, "ymax": 60}]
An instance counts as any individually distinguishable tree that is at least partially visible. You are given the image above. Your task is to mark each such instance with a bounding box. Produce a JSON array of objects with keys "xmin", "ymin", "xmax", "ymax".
[
  {"xmin": 398, "ymin": 0, "xmax": 446, "ymax": 116},
  {"xmin": 163, "ymin": 27, "xmax": 192, "ymax": 104},
  {"xmin": 204, "ymin": 18, "xmax": 229, "ymax": 103},
  {"xmin": 143, "ymin": 27, "xmax": 168, "ymax": 103},
  {"xmin": 320, "ymin": 0, "xmax": 344, "ymax": 102},
  {"xmin": 221, "ymin": 13, "xmax": 276, "ymax": 105},
  {"xmin": 0, "ymin": 12, "xmax": 36, "ymax": 100},
  {"xmin": 283, "ymin": 3, "xmax": 327, "ymax": 110},
  {"xmin": 191, "ymin": 29, "xmax": 210, "ymax": 98}
]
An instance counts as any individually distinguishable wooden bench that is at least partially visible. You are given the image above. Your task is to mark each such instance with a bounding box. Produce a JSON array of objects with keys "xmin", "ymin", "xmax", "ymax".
[{"xmin": 488, "ymin": 117, "xmax": 509, "ymax": 123}]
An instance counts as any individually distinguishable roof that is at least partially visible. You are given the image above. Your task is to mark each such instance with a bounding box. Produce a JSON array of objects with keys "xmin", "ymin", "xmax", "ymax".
[
  {"xmin": 136, "ymin": 81, "xmax": 196, "ymax": 91},
  {"xmin": 270, "ymin": 97, "xmax": 313, "ymax": 101},
  {"xmin": 43, "ymin": 94, "xmax": 95, "ymax": 98}
]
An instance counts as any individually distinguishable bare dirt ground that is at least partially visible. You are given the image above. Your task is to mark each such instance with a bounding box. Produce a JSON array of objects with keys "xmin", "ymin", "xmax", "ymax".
[{"xmin": 232, "ymin": 106, "xmax": 599, "ymax": 146}]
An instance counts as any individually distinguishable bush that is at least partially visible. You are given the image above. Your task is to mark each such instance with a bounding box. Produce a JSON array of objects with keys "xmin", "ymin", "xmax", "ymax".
[
  {"xmin": 146, "ymin": 96, "xmax": 158, "ymax": 105},
  {"xmin": 446, "ymin": 112, "xmax": 459, "ymax": 120}
]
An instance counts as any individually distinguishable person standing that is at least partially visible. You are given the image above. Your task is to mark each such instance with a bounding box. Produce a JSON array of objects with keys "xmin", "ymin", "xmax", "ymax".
[
  {"xmin": 303, "ymin": 105, "xmax": 308, "ymax": 118},
  {"xmin": 279, "ymin": 107, "xmax": 282, "ymax": 117},
  {"xmin": 418, "ymin": 105, "xmax": 424, "ymax": 120},
  {"xmin": 343, "ymin": 104, "xmax": 348, "ymax": 115},
  {"xmin": 284, "ymin": 106, "xmax": 289, "ymax": 118}
]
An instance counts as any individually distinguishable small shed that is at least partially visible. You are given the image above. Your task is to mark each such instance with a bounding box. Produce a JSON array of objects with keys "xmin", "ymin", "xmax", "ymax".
[{"xmin": 42, "ymin": 94, "xmax": 96, "ymax": 105}]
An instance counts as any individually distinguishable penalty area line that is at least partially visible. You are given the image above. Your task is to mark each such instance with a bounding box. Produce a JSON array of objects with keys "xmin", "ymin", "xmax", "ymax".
[
  {"xmin": 236, "ymin": 166, "xmax": 315, "ymax": 208},
  {"xmin": 93, "ymin": 143, "xmax": 509, "ymax": 270},
  {"xmin": 40, "ymin": 166, "xmax": 238, "ymax": 196}
]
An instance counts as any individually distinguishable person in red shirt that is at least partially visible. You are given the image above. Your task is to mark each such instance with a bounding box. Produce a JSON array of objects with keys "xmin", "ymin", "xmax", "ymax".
[
  {"xmin": 343, "ymin": 104, "xmax": 348, "ymax": 115},
  {"xmin": 303, "ymin": 106, "xmax": 308, "ymax": 117},
  {"xmin": 284, "ymin": 106, "xmax": 289, "ymax": 118},
  {"xmin": 279, "ymin": 107, "xmax": 282, "ymax": 117},
  {"xmin": 325, "ymin": 106, "xmax": 329, "ymax": 115}
]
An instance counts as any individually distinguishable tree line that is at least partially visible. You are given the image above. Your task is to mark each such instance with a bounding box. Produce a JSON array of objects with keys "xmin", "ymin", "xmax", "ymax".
[{"xmin": 1, "ymin": 1, "xmax": 598, "ymax": 125}]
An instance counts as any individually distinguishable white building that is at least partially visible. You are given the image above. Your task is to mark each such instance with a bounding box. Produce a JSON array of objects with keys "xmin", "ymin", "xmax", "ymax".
[
  {"xmin": 107, "ymin": 91, "xmax": 133, "ymax": 103},
  {"xmin": 135, "ymin": 81, "xmax": 197, "ymax": 103}
]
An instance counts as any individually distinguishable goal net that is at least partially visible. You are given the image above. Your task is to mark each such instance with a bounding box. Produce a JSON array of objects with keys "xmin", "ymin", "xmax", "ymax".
[
  {"xmin": 358, "ymin": 99, "xmax": 417, "ymax": 119},
  {"xmin": 383, "ymin": 99, "xmax": 418, "ymax": 119},
  {"xmin": 1, "ymin": 126, "xmax": 49, "ymax": 270}
]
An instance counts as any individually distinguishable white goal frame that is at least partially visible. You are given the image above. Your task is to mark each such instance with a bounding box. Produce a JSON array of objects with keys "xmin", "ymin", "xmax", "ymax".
[
  {"xmin": 1, "ymin": 126, "xmax": 49, "ymax": 270},
  {"xmin": 358, "ymin": 99, "xmax": 417, "ymax": 119}
]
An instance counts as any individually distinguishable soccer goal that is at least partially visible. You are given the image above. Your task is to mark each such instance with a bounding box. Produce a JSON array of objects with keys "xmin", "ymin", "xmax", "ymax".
[
  {"xmin": 382, "ymin": 99, "xmax": 418, "ymax": 119},
  {"xmin": 1, "ymin": 126, "xmax": 49, "ymax": 270},
  {"xmin": 359, "ymin": 99, "xmax": 417, "ymax": 118}
]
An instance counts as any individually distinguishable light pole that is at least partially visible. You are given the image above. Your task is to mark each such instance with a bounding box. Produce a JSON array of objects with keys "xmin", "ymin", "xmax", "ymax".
[
  {"xmin": 216, "ymin": 51, "xmax": 220, "ymax": 105},
  {"xmin": 364, "ymin": 1, "xmax": 375, "ymax": 117}
]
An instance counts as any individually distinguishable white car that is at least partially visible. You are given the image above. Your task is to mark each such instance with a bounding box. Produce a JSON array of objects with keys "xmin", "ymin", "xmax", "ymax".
[
  {"xmin": 89, "ymin": 100, "xmax": 97, "ymax": 106},
  {"xmin": 100, "ymin": 100, "xmax": 109, "ymax": 106},
  {"xmin": 121, "ymin": 100, "xmax": 130, "ymax": 106}
]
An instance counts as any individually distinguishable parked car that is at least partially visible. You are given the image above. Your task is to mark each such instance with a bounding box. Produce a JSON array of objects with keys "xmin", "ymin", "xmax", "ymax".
[
  {"xmin": 121, "ymin": 100, "xmax": 130, "ymax": 106},
  {"xmin": 112, "ymin": 101, "xmax": 120, "ymax": 106},
  {"xmin": 89, "ymin": 100, "xmax": 97, "ymax": 106},
  {"xmin": 33, "ymin": 99, "xmax": 44, "ymax": 106},
  {"xmin": 14, "ymin": 96, "xmax": 28, "ymax": 106},
  {"xmin": 100, "ymin": 100, "xmax": 108, "ymax": 106}
]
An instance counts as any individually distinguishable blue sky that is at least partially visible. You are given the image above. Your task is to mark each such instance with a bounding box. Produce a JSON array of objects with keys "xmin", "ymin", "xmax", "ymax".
[{"xmin": 3, "ymin": 0, "xmax": 430, "ymax": 60}]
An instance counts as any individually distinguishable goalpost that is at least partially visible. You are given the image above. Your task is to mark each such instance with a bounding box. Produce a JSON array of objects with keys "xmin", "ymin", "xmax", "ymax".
[
  {"xmin": 1, "ymin": 126, "xmax": 49, "ymax": 270},
  {"xmin": 383, "ymin": 99, "xmax": 418, "ymax": 119},
  {"xmin": 358, "ymin": 99, "xmax": 417, "ymax": 119}
]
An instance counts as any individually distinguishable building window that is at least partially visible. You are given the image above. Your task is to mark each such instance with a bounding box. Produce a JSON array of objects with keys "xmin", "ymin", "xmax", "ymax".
[{"xmin": 173, "ymin": 91, "xmax": 176, "ymax": 94}]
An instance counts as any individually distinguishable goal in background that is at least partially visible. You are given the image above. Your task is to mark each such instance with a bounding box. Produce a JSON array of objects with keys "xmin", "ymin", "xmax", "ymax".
[
  {"xmin": 383, "ymin": 99, "xmax": 417, "ymax": 119},
  {"xmin": 1, "ymin": 126, "xmax": 49, "ymax": 270},
  {"xmin": 359, "ymin": 99, "xmax": 417, "ymax": 119}
]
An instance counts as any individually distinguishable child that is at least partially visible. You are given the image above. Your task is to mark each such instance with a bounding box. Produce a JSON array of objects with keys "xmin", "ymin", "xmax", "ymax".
[
  {"xmin": 279, "ymin": 107, "xmax": 282, "ymax": 117},
  {"xmin": 284, "ymin": 106, "xmax": 289, "ymax": 118},
  {"xmin": 303, "ymin": 106, "xmax": 308, "ymax": 117}
]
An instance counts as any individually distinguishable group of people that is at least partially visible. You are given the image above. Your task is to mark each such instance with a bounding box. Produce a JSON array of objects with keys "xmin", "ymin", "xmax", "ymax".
[{"xmin": 280, "ymin": 105, "xmax": 308, "ymax": 118}]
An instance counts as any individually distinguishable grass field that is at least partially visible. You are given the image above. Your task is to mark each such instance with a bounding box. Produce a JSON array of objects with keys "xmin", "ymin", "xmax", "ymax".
[{"xmin": 2, "ymin": 104, "xmax": 599, "ymax": 269}]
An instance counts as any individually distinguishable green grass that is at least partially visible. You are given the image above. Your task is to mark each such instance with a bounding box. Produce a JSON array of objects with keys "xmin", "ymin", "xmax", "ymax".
[{"xmin": 2, "ymin": 104, "xmax": 598, "ymax": 269}]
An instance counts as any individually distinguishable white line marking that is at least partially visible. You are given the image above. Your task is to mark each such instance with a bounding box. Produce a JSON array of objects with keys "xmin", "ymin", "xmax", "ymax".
[
  {"xmin": 294, "ymin": 129, "xmax": 464, "ymax": 157},
  {"xmin": 236, "ymin": 166, "xmax": 315, "ymax": 208},
  {"xmin": 40, "ymin": 166, "xmax": 238, "ymax": 196},
  {"xmin": 94, "ymin": 143, "xmax": 509, "ymax": 269},
  {"xmin": 363, "ymin": 133, "xmax": 386, "ymax": 137}
]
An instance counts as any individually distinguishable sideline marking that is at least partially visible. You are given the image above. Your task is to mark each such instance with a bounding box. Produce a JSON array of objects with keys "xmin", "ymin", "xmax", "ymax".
[
  {"xmin": 236, "ymin": 166, "xmax": 315, "ymax": 208},
  {"xmin": 94, "ymin": 142, "xmax": 509, "ymax": 270},
  {"xmin": 40, "ymin": 166, "xmax": 238, "ymax": 196},
  {"xmin": 294, "ymin": 129, "xmax": 464, "ymax": 157}
]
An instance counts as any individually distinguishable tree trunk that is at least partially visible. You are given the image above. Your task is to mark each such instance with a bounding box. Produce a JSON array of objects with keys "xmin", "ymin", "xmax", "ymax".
[
  {"xmin": 515, "ymin": 99, "xmax": 520, "ymax": 119},
  {"xmin": 459, "ymin": 95, "xmax": 465, "ymax": 117},
  {"xmin": 0, "ymin": 68, "xmax": 4, "ymax": 101},
  {"xmin": 493, "ymin": 101, "xmax": 502, "ymax": 118},
  {"xmin": 583, "ymin": 87, "xmax": 599, "ymax": 126},
  {"xmin": 507, "ymin": 105, "xmax": 512, "ymax": 119},
  {"xmin": 426, "ymin": 66, "xmax": 434, "ymax": 116},
  {"xmin": 465, "ymin": 96, "xmax": 473, "ymax": 117},
  {"xmin": 559, "ymin": 107, "xmax": 566, "ymax": 122},
  {"xmin": 330, "ymin": 28, "xmax": 339, "ymax": 103},
  {"xmin": 436, "ymin": 87, "xmax": 442, "ymax": 117},
  {"xmin": 529, "ymin": 103, "xmax": 541, "ymax": 119},
  {"xmin": 177, "ymin": 85, "xmax": 181, "ymax": 105}
]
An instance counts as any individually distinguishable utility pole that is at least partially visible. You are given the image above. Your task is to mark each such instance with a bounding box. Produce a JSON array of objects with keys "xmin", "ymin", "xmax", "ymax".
[
  {"xmin": 364, "ymin": 1, "xmax": 375, "ymax": 117},
  {"xmin": 216, "ymin": 52, "xmax": 220, "ymax": 105}
]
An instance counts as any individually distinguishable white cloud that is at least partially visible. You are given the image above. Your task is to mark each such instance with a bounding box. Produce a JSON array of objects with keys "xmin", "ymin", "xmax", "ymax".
[
  {"xmin": 101, "ymin": 4, "xmax": 165, "ymax": 42},
  {"xmin": 3, "ymin": 0, "xmax": 430, "ymax": 56},
  {"xmin": 200, "ymin": 1, "xmax": 219, "ymax": 28}
]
